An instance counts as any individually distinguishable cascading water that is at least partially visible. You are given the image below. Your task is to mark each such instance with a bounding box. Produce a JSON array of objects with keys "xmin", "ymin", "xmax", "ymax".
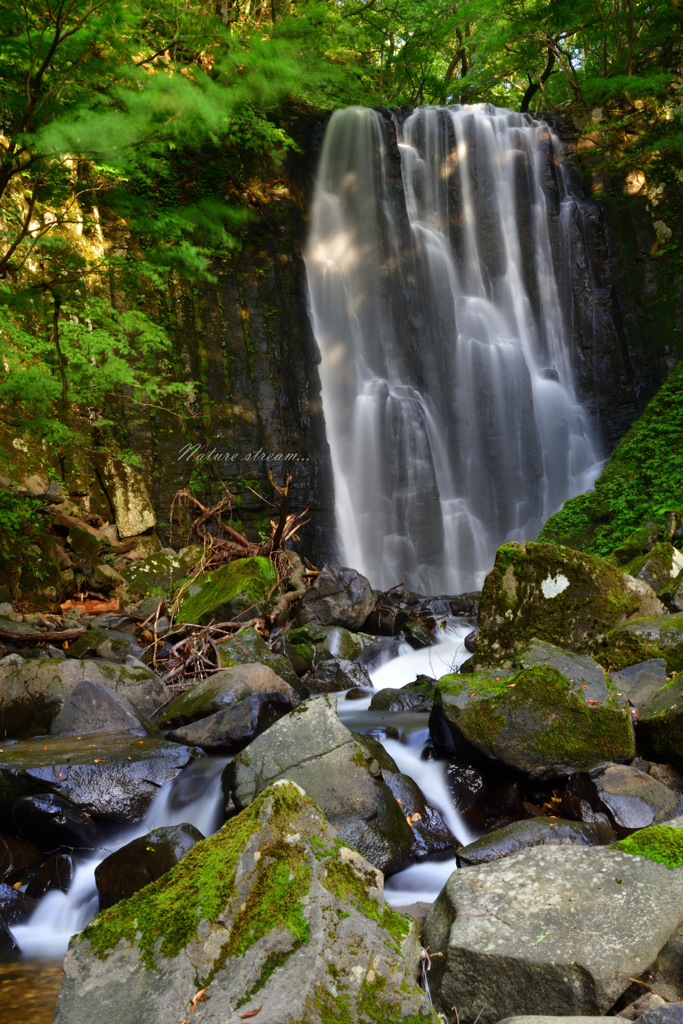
[{"xmin": 304, "ymin": 104, "xmax": 602, "ymax": 594}]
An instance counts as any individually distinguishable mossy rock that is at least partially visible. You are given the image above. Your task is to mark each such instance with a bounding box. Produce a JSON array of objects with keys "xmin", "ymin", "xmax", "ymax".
[
  {"xmin": 595, "ymin": 613, "xmax": 683, "ymax": 674},
  {"xmin": 616, "ymin": 825, "xmax": 683, "ymax": 868},
  {"xmin": 285, "ymin": 624, "xmax": 375, "ymax": 669},
  {"xmin": 215, "ymin": 627, "xmax": 299, "ymax": 689},
  {"xmin": 430, "ymin": 663, "xmax": 634, "ymax": 778},
  {"xmin": 621, "ymin": 542, "xmax": 683, "ymax": 598},
  {"xmin": 155, "ymin": 663, "xmax": 296, "ymax": 728},
  {"xmin": 636, "ymin": 673, "xmax": 683, "ymax": 768},
  {"xmin": 121, "ymin": 547, "xmax": 201, "ymax": 600},
  {"xmin": 474, "ymin": 541, "xmax": 660, "ymax": 665},
  {"xmin": 176, "ymin": 557, "xmax": 279, "ymax": 626},
  {"xmin": 54, "ymin": 781, "xmax": 434, "ymax": 1024},
  {"xmin": 537, "ymin": 360, "xmax": 683, "ymax": 558},
  {"xmin": 610, "ymin": 522, "xmax": 664, "ymax": 566}
]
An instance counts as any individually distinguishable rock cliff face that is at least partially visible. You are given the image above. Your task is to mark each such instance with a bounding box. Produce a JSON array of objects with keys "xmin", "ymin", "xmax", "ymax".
[{"xmin": 119, "ymin": 109, "xmax": 675, "ymax": 561}]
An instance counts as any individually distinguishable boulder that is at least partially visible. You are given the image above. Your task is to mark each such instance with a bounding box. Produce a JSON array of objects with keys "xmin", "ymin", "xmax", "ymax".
[
  {"xmin": 422, "ymin": 845, "xmax": 683, "ymax": 1024},
  {"xmin": 176, "ymin": 556, "xmax": 279, "ymax": 626},
  {"xmin": 616, "ymin": 825, "xmax": 683, "ymax": 868},
  {"xmin": 609, "ymin": 659, "xmax": 668, "ymax": 709},
  {"xmin": 215, "ymin": 626, "xmax": 300, "ymax": 688},
  {"xmin": 223, "ymin": 694, "xmax": 417, "ymax": 874},
  {"xmin": 25, "ymin": 853, "xmax": 78, "ymax": 899},
  {"xmin": 455, "ymin": 817, "xmax": 615, "ymax": 866},
  {"xmin": 155, "ymin": 663, "xmax": 295, "ymax": 728},
  {"xmin": 369, "ymin": 677, "xmax": 437, "ymax": 712},
  {"xmin": 430, "ymin": 663, "xmax": 634, "ymax": 779},
  {"xmin": 166, "ymin": 692, "xmax": 293, "ymax": 753},
  {"xmin": 305, "ymin": 658, "xmax": 373, "ymax": 693},
  {"xmin": 50, "ymin": 678, "xmax": 154, "ymax": 737},
  {"xmin": 596, "ymin": 614, "xmax": 683, "ymax": 674},
  {"xmin": 296, "ymin": 565, "xmax": 375, "ymax": 630},
  {"xmin": 623, "ymin": 543, "xmax": 683, "ymax": 599},
  {"xmin": 0, "ymin": 883, "xmax": 37, "ymax": 927},
  {"xmin": 12, "ymin": 792, "xmax": 99, "ymax": 851},
  {"xmin": 120, "ymin": 547, "xmax": 200, "ymax": 599},
  {"xmin": 0, "ymin": 832, "xmax": 41, "ymax": 884},
  {"xmin": 96, "ymin": 457, "xmax": 156, "ymax": 538},
  {"xmin": 637, "ymin": 674, "xmax": 683, "ymax": 767},
  {"xmin": 65, "ymin": 628, "xmax": 146, "ymax": 664},
  {"xmin": 0, "ymin": 733, "xmax": 198, "ymax": 825},
  {"xmin": 282, "ymin": 623, "xmax": 376, "ymax": 669},
  {"xmin": 514, "ymin": 639, "xmax": 610, "ymax": 694},
  {"xmin": 0, "ymin": 658, "xmax": 169, "ymax": 738},
  {"xmin": 562, "ymin": 764, "xmax": 680, "ymax": 838},
  {"xmin": 95, "ymin": 823, "xmax": 204, "ymax": 908},
  {"xmin": 474, "ymin": 542, "xmax": 664, "ymax": 665},
  {"xmin": 53, "ymin": 781, "xmax": 433, "ymax": 1024}
]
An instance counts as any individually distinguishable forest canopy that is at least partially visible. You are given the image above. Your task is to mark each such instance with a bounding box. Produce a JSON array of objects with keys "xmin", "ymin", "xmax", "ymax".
[{"xmin": 0, "ymin": 0, "xmax": 681, "ymax": 464}]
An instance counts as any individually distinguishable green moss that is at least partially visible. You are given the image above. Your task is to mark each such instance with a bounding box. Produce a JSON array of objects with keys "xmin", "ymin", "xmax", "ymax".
[
  {"xmin": 616, "ymin": 825, "xmax": 683, "ymax": 868},
  {"xmin": 177, "ymin": 556, "xmax": 278, "ymax": 625},
  {"xmin": 437, "ymin": 664, "xmax": 633, "ymax": 767},
  {"xmin": 82, "ymin": 783, "xmax": 314, "ymax": 972},
  {"xmin": 321, "ymin": 859, "xmax": 410, "ymax": 955},
  {"xmin": 538, "ymin": 361, "xmax": 683, "ymax": 557}
]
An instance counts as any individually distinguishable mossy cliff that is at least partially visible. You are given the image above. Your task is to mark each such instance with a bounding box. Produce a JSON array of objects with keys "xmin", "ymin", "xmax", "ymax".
[
  {"xmin": 538, "ymin": 359, "xmax": 683, "ymax": 557},
  {"xmin": 54, "ymin": 780, "xmax": 436, "ymax": 1024}
]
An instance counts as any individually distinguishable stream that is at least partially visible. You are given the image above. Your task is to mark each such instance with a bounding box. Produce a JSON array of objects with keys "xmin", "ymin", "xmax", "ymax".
[{"xmin": 6, "ymin": 617, "xmax": 476, "ymax": 1019}]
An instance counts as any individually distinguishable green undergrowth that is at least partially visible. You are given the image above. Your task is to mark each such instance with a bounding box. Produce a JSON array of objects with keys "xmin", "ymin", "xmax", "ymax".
[
  {"xmin": 538, "ymin": 360, "xmax": 683, "ymax": 557},
  {"xmin": 616, "ymin": 825, "xmax": 683, "ymax": 868}
]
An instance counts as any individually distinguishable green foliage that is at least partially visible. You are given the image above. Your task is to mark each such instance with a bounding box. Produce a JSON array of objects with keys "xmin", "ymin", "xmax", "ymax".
[{"xmin": 539, "ymin": 361, "xmax": 683, "ymax": 557}]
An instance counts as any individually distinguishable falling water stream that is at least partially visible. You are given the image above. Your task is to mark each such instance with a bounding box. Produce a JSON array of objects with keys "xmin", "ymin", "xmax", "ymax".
[{"xmin": 305, "ymin": 104, "xmax": 602, "ymax": 593}]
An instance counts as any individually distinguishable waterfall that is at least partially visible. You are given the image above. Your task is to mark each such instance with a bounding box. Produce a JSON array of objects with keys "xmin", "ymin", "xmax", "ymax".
[{"xmin": 304, "ymin": 104, "xmax": 602, "ymax": 594}]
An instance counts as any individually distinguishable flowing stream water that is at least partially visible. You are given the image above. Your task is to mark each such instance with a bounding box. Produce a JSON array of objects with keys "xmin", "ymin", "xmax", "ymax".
[{"xmin": 304, "ymin": 104, "xmax": 602, "ymax": 593}]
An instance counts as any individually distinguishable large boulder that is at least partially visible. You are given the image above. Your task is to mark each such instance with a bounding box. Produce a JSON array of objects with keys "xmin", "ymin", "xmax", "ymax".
[
  {"xmin": 430, "ymin": 660, "xmax": 634, "ymax": 779},
  {"xmin": 0, "ymin": 733, "xmax": 198, "ymax": 825},
  {"xmin": 305, "ymin": 658, "xmax": 374, "ymax": 693},
  {"xmin": 95, "ymin": 456, "xmax": 156, "ymax": 538},
  {"xmin": 176, "ymin": 556, "xmax": 279, "ymax": 626},
  {"xmin": 596, "ymin": 613, "xmax": 683, "ymax": 674},
  {"xmin": 50, "ymin": 678, "xmax": 154, "ymax": 736},
  {"xmin": 223, "ymin": 694, "xmax": 423, "ymax": 874},
  {"xmin": 422, "ymin": 845, "xmax": 683, "ymax": 1024},
  {"xmin": 637, "ymin": 674, "xmax": 683, "ymax": 768},
  {"xmin": 53, "ymin": 781, "xmax": 434, "ymax": 1024},
  {"xmin": 120, "ymin": 547, "xmax": 201, "ymax": 599},
  {"xmin": 155, "ymin": 663, "xmax": 296, "ymax": 728},
  {"xmin": 609, "ymin": 659, "xmax": 668, "ymax": 709},
  {"xmin": 0, "ymin": 658, "xmax": 169, "ymax": 739},
  {"xmin": 474, "ymin": 542, "xmax": 664, "ymax": 665},
  {"xmin": 296, "ymin": 565, "xmax": 375, "ymax": 630}
]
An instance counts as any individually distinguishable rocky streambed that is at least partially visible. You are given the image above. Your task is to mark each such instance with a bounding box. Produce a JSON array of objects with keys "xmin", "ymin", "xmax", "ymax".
[{"xmin": 1, "ymin": 532, "xmax": 683, "ymax": 1023}]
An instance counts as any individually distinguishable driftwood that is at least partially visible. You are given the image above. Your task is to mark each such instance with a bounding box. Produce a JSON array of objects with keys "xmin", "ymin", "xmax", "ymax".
[{"xmin": 0, "ymin": 624, "xmax": 86, "ymax": 643}]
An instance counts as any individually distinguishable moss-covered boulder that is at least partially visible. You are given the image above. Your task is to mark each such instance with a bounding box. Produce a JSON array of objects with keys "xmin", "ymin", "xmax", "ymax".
[
  {"xmin": 596, "ymin": 613, "xmax": 683, "ymax": 674},
  {"xmin": 537, "ymin": 360, "xmax": 683, "ymax": 557},
  {"xmin": 53, "ymin": 781, "xmax": 434, "ymax": 1024},
  {"xmin": 223, "ymin": 694, "xmax": 418, "ymax": 874},
  {"xmin": 120, "ymin": 547, "xmax": 201, "ymax": 599},
  {"xmin": 430, "ymin": 663, "xmax": 634, "ymax": 778},
  {"xmin": 637, "ymin": 673, "xmax": 683, "ymax": 768},
  {"xmin": 474, "ymin": 541, "xmax": 663, "ymax": 665},
  {"xmin": 215, "ymin": 626, "xmax": 300, "ymax": 689},
  {"xmin": 176, "ymin": 556, "xmax": 278, "ymax": 626}
]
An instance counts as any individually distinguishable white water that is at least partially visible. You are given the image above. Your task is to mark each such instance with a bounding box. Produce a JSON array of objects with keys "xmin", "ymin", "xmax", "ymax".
[
  {"xmin": 305, "ymin": 104, "xmax": 602, "ymax": 594},
  {"xmin": 11, "ymin": 757, "xmax": 226, "ymax": 958}
]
